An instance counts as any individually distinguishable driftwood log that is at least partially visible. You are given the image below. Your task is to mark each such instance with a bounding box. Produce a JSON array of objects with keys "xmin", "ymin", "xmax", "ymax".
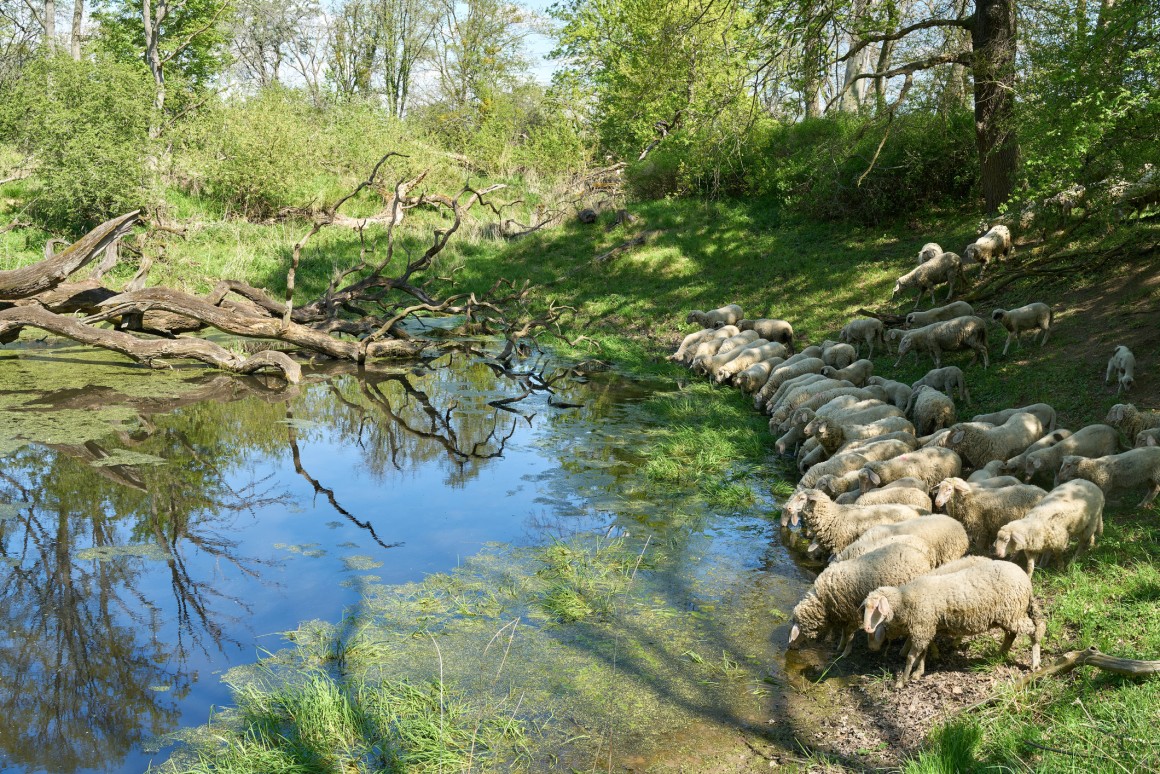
[{"xmin": 1013, "ymin": 645, "xmax": 1160, "ymax": 689}]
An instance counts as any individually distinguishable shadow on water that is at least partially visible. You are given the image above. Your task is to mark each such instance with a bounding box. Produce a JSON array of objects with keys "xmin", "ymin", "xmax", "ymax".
[{"xmin": 0, "ymin": 336, "xmax": 860, "ymax": 773}]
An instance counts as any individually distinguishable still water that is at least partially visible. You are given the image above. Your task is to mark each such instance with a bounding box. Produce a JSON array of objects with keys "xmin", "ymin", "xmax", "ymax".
[{"xmin": 0, "ymin": 338, "xmax": 810, "ymax": 773}]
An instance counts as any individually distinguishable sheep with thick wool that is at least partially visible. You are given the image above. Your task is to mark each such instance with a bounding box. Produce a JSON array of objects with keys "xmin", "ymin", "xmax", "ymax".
[
  {"xmin": 861, "ymin": 558, "xmax": 1044, "ymax": 687},
  {"xmin": 686, "ymin": 304, "xmax": 744, "ymax": 328},
  {"xmin": 713, "ymin": 341, "xmax": 789, "ymax": 383},
  {"xmin": 822, "ymin": 341, "xmax": 858, "ymax": 370},
  {"xmin": 822, "ymin": 359, "xmax": 874, "ymax": 387},
  {"xmin": 994, "ymin": 479, "xmax": 1105, "ymax": 576},
  {"xmin": 799, "ymin": 438, "xmax": 916, "ymax": 490},
  {"xmin": 973, "ymin": 403, "xmax": 1057, "ymax": 433},
  {"xmin": 1020, "ymin": 425, "xmax": 1120, "ymax": 484},
  {"xmin": 941, "ymin": 412, "xmax": 1046, "ymax": 468},
  {"xmin": 839, "ymin": 319, "xmax": 888, "ymax": 359},
  {"xmin": 753, "ymin": 359, "xmax": 826, "ymax": 410},
  {"xmin": 895, "ymin": 316, "xmax": 990, "ymax": 369},
  {"xmin": 1106, "ymin": 345, "xmax": 1136, "ymax": 394},
  {"xmin": 866, "ymin": 376, "xmax": 913, "ymax": 409},
  {"xmin": 892, "ymin": 251, "xmax": 964, "ymax": 309},
  {"xmin": 733, "ymin": 358, "xmax": 786, "ymax": 394},
  {"xmin": 912, "ymin": 366, "xmax": 970, "ymax": 403},
  {"xmin": 834, "ymin": 514, "xmax": 968, "ymax": 566},
  {"xmin": 686, "ymin": 328, "xmax": 751, "ymax": 365},
  {"xmin": 991, "ymin": 303, "xmax": 1053, "ymax": 355},
  {"xmin": 905, "ymin": 301, "xmax": 975, "ymax": 329},
  {"xmin": 1106, "ymin": 403, "xmax": 1160, "ymax": 446},
  {"xmin": 789, "ymin": 490, "xmax": 924, "ymax": 557},
  {"xmin": 675, "ymin": 326, "xmax": 738, "ymax": 364},
  {"xmin": 769, "ymin": 385, "xmax": 888, "ymax": 426},
  {"xmin": 811, "ymin": 415, "xmax": 915, "ymax": 456},
  {"xmin": 967, "ymin": 459, "xmax": 1008, "ymax": 482},
  {"xmin": 851, "ymin": 477, "xmax": 933, "ymax": 512},
  {"xmin": 916, "ymin": 242, "xmax": 943, "ymax": 264},
  {"xmin": 932, "ymin": 477, "xmax": 1048, "ymax": 552},
  {"xmin": 859, "ymin": 447, "xmax": 963, "ymax": 493},
  {"xmin": 906, "ymin": 385, "xmax": 957, "ymax": 436},
  {"xmin": 1057, "ymin": 447, "xmax": 1160, "ymax": 506},
  {"xmin": 690, "ymin": 332, "xmax": 762, "ymax": 374},
  {"xmin": 738, "ymin": 318, "xmax": 795, "ymax": 352},
  {"xmin": 963, "ymin": 225, "xmax": 1012, "ymax": 276},
  {"xmin": 1002, "ymin": 430, "xmax": 1072, "ymax": 478}
]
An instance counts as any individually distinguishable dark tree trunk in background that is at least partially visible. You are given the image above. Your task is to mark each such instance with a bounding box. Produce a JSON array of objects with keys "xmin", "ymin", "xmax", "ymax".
[{"xmin": 972, "ymin": 0, "xmax": 1018, "ymax": 212}]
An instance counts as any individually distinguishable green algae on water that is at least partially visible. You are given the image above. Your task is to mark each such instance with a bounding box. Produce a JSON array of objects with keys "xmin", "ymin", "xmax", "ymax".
[{"xmin": 77, "ymin": 543, "xmax": 170, "ymax": 562}]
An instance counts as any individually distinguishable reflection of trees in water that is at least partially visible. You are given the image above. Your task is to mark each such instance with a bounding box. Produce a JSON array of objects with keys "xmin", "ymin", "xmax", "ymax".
[{"xmin": 0, "ymin": 348, "xmax": 596, "ymax": 772}]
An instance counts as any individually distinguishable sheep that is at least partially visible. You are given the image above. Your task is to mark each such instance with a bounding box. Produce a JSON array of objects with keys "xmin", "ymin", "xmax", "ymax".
[
  {"xmin": 770, "ymin": 385, "xmax": 885, "ymax": 426},
  {"xmin": 839, "ymin": 319, "xmax": 887, "ymax": 359},
  {"xmin": 1002, "ymin": 430, "xmax": 1072, "ymax": 476},
  {"xmin": 920, "ymin": 428, "xmax": 952, "ymax": 448},
  {"xmin": 991, "ymin": 303, "xmax": 1053, "ymax": 355},
  {"xmin": 859, "ymin": 447, "xmax": 962, "ymax": 494},
  {"xmin": 733, "ymin": 358, "xmax": 786, "ymax": 394},
  {"xmin": 670, "ymin": 326, "xmax": 730, "ymax": 364},
  {"xmin": 766, "ymin": 378, "xmax": 851, "ymax": 421},
  {"xmin": 691, "ymin": 336, "xmax": 765, "ymax": 378},
  {"xmin": 713, "ymin": 341, "xmax": 789, "ymax": 383},
  {"xmin": 1105, "ymin": 403, "xmax": 1160, "ymax": 445},
  {"xmin": 932, "ymin": 477, "xmax": 1048, "ymax": 552},
  {"xmin": 866, "ymin": 376, "xmax": 912, "ymax": 410},
  {"xmin": 774, "ymin": 425, "xmax": 807, "ymax": 455},
  {"xmin": 686, "ymin": 304, "xmax": 743, "ymax": 328},
  {"xmin": 800, "ymin": 439, "xmax": 916, "ymax": 490},
  {"xmin": 905, "ymin": 385, "xmax": 957, "ymax": 436},
  {"xmin": 811, "ymin": 416, "xmax": 915, "ymax": 456},
  {"xmin": 973, "ymin": 403, "xmax": 1057, "ymax": 433},
  {"xmin": 853, "ymin": 477, "xmax": 933, "ymax": 513},
  {"xmin": 803, "ymin": 402, "xmax": 905, "ymax": 439},
  {"xmin": 822, "ymin": 342, "xmax": 858, "ymax": 370},
  {"xmin": 861, "ymin": 558, "xmax": 1043, "ymax": 687},
  {"xmin": 886, "ymin": 328, "xmax": 909, "ymax": 358},
  {"xmin": 1137, "ymin": 429, "xmax": 1160, "ymax": 448},
  {"xmin": 821, "ymin": 359, "xmax": 874, "ymax": 387},
  {"xmin": 1057, "ymin": 447, "xmax": 1160, "ymax": 506},
  {"xmin": 834, "ymin": 515, "xmax": 968, "ymax": 566},
  {"xmin": 911, "ymin": 366, "xmax": 970, "ymax": 403},
  {"xmin": 895, "ymin": 316, "xmax": 990, "ymax": 369},
  {"xmin": 905, "ymin": 301, "xmax": 975, "ymax": 329},
  {"xmin": 788, "ymin": 537, "xmax": 939, "ymax": 655},
  {"xmin": 815, "ymin": 471, "xmax": 866, "ymax": 499},
  {"xmin": 1021, "ymin": 425, "xmax": 1120, "ymax": 484},
  {"xmin": 739, "ymin": 318, "xmax": 795, "ymax": 352},
  {"xmin": 994, "ymin": 479, "xmax": 1105, "ymax": 576},
  {"xmin": 762, "ymin": 371, "xmax": 831, "ymax": 414},
  {"xmin": 916, "ymin": 242, "xmax": 943, "ymax": 264},
  {"xmin": 1105, "ymin": 345, "xmax": 1136, "ymax": 394},
  {"xmin": 686, "ymin": 328, "xmax": 747, "ymax": 365},
  {"xmin": 892, "ymin": 251, "xmax": 963, "ymax": 309},
  {"xmin": 753, "ymin": 359, "xmax": 826, "ymax": 410},
  {"xmin": 791, "ymin": 490, "xmax": 923, "ymax": 554},
  {"xmin": 941, "ymin": 412, "xmax": 1045, "ymax": 468},
  {"xmin": 963, "ymin": 225, "xmax": 1012, "ymax": 276},
  {"xmin": 966, "ymin": 459, "xmax": 1007, "ymax": 482}
]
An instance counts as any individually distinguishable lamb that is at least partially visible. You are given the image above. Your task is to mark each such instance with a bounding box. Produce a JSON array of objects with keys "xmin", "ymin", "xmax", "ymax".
[
  {"xmin": 991, "ymin": 303, "xmax": 1053, "ymax": 355},
  {"xmin": 821, "ymin": 359, "xmax": 874, "ymax": 387},
  {"xmin": 839, "ymin": 319, "xmax": 887, "ymax": 359},
  {"xmin": 916, "ymin": 242, "xmax": 943, "ymax": 264},
  {"xmin": 895, "ymin": 316, "xmax": 990, "ymax": 369},
  {"xmin": 834, "ymin": 515, "xmax": 968, "ymax": 566},
  {"xmin": 905, "ymin": 301, "xmax": 975, "ymax": 329},
  {"xmin": 963, "ymin": 225, "xmax": 1013, "ymax": 276},
  {"xmin": 821, "ymin": 342, "xmax": 858, "ymax": 370},
  {"xmin": 788, "ymin": 537, "xmax": 939, "ymax": 655},
  {"xmin": 973, "ymin": 403, "xmax": 1057, "ymax": 432},
  {"xmin": 905, "ymin": 385, "xmax": 957, "ymax": 436},
  {"xmin": 790, "ymin": 490, "xmax": 924, "ymax": 556},
  {"xmin": 941, "ymin": 412, "xmax": 1045, "ymax": 468},
  {"xmin": 713, "ymin": 341, "xmax": 789, "ymax": 383},
  {"xmin": 866, "ymin": 376, "xmax": 912, "ymax": 410},
  {"xmin": 1105, "ymin": 403, "xmax": 1160, "ymax": 445},
  {"xmin": 686, "ymin": 304, "xmax": 743, "ymax": 328},
  {"xmin": 859, "ymin": 447, "xmax": 962, "ymax": 493},
  {"xmin": 1057, "ymin": 447, "xmax": 1160, "ymax": 506},
  {"xmin": 892, "ymin": 251, "xmax": 964, "ymax": 309},
  {"xmin": 733, "ymin": 358, "xmax": 786, "ymax": 393},
  {"xmin": 812, "ymin": 416, "xmax": 916, "ymax": 456},
  {"xmin": 753, "ymin": 359, "xmax": 826, "ymax": 410},
  {"xmin": 994, "ymin": 479, "xmax": 1105, "ymax": 575},
  {"xmin": 966, "ymin": 459, "xmax": 1007, "ymax": 481},
  {"xmin": 1020, "ymin": 425, "xmax": 1120, "ymax": 484},
  {"xmin": 1105, "ymin": 345, "xmax": 1136, "ymax": 394},
  {"xmin": 932, "ymin": 477, "xmax": 1048, "ymax": 552},
  {"xmin": 690, "ymin": 331, "xmax": 762, "ymax": 374},
  {"xmin": 739, "ymin": 318, "xmax": 795, "ymax": 352},
  {"xmin": 861, "ymin": 558, "xmax": 1043, "ymax": 686},
  {"xmin": 911, "ymin": 366, "xmax": 970, "ymax": 403},
  {"xmin": 853, "ymin": 477, "xmax": 933, "ymax": 513}
]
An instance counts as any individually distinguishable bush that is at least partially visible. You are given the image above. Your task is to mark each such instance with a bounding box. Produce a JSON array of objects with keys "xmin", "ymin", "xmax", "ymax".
[{"xmin": 0, "ymin": 53, "xmax": 154, "ymax": 231}]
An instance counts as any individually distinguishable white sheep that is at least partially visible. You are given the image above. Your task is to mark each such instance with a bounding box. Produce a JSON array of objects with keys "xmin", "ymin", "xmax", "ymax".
[
  {"xmin": 963, "ymin": 225, "xmax": 1012, "ymax": 276},
  {"xmin": 852, "ymin": 476, "xmax": 933, "ymax": 513},
  {"xmin": 905, "ymin": 301, "xmax": 976, "ymax": 329},
  {"xmin": 861, "ymin": 558, "xmax": 1043, "ymax": 687},
  {"xmin": 762, "ymin": 371, "xmax": 831, "ymax": 414},
  {"xmin": 753, "ymin": 359, "xmax": 826, "ymax": 410},
  {"xmin": 991, "ymin": 303, "xmax": 1053, "ymax": 355},
  {"xmin": 941, "ymin": 412, "xmax": 1046, "ymax": 468},
  {"xmin": 733, "ymin": 358, "xmax": 786, "ymax": 394},
  {"xmin": 821, "ymin": 341, "xmax": 858, "ymax": 370},
  {"xmin": 966, "ymin": 459, "xmax": 1007, "ymax": 481},
  {"xmin": 895, "ymin": 316, "xmax": 990, "ymax": 369},
  {"xmin": 973, "ymin": 403, "xmax": 1057, "ymax": 433},
  {"xmin": 791, "ymin": 490, "xmax": 923, "ymax": 556},
  {"xmin": 713, "ymin": 341, "xmax": 789, "ymax": 383},
  {"xmin": 789, "ymin": 537, "xmax": 940, "ymax": 655},
  {"xmin": 670, "ymin": 326, "xmax": 722, "ymax": 364},
  {"xmin": 1137, "ymin": 429, "xmax": 1160, "ymax": 448},
  {"xmin": 911, "ymin": 366, "xmax": 970, "ymax": 403},
  {"xmin": 994, "ymin": 479, "xmax": 1105, "ymax": 576},
  {"xmin": 686, "ymin": 328, "xmax": 746, "ymax": 365},
  {"xmin": 866, "ymin": 376, "xmax": 912, "ymax": 409},
  {"xmin": 839, "ymin": 319, "xmax": 887, "ymax": 359},
  {"xmin": 1020, "ymin": 425, "xmax": 1120, "ymax": 484},
  {"xmin": 1105, "ymin": 345, "xmax": 1136, "ymax": 394},
  {"xmin": 892, "ymin": 251, "xmax": 963, "ymax": 309},
  {"xmin": 834, "ymin": 514, "xmax": 968, "ymax": 566},
  {"xmin": 859, "ymin": 447, "xmax": 962, "ymax": 493},
  {"xmin": 692, "ymin": 334, "xmax": 766, "ymax": 375},
  {"xmin": 770, "ymin": 385, "xmax": 885, "ymax": 426},
  {"xmin": 810, "ymin": 415, "xmax": 915, "ymax": 456},
  {"xmin": 821, "ymin": 359, "xmax": 874, "ymax": 387},
  {"xmin": 1106, "ymin": 403, "xmax": 1160, "ymax": 445},
  {"xmin": 916, "ymin": 242, "xmax": 943, "ymax": 264},
  {"xmin": 739, "ymin": 318, "xmax": 795, "ymax": 352},
  {"xmin": 905, "ymin": 385, "xmax": 957, "ymax": 436},
  {"xmin": 932, "ymin": 477, "xmax": 1048, "ymax": 552},
  {"xmin": 686, "ymin": 304, "xmax": 744, "ymax": 328},
  {"xmin": 1057, "ymin": 447, "xmax": 1160, "ymax": 506},
  {"xmin": 766, "ymin": 377, "xmax": 850, "ymax": 421}
]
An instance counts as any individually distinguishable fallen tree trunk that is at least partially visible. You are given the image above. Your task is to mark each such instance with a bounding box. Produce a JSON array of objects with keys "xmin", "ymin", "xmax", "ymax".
[
  {"xmin": 1012, "ymin": 645, "xmax": 1160, "ymax": 689},
  {"xmin": 0, "ymin": 305, "xmax": 302, "ymax": 382},
  {"xmin": 0, "ymin": 211, "xmax": 139, "ymax": 300}
]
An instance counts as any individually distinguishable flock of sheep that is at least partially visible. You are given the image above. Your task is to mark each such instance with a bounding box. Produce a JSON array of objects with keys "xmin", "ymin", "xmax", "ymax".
[{"xmin": 670, "ymin": 235, "xmax": 1158, "ymax": 688}]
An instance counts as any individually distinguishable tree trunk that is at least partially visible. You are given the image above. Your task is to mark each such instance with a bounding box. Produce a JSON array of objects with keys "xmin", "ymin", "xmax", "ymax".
[
  {"xmin": 972, "ymin": 0, "xmax": 1019, "ymax": 212},
  {"xmin": 44, "ymin": 0, "xmax": 56, "ymax": 43},
  {"xmin": 141, "ymin": 0, "xmax": 166, "ymax": 134},
  {"xmin": 70, "ymin": 0, "xmax": 82, "ymax": 58}
]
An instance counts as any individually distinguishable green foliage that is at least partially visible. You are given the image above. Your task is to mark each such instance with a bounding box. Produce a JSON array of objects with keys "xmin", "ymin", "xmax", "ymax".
[{"xmin": 0, "ymin": 54, "xmax": 154, "ymax": 230}]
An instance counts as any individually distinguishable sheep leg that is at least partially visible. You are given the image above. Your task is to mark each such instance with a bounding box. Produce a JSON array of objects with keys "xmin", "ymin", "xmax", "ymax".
[
  {"xmin": 838, "ymin": 627, "xmax": 856, "ymax": 657},
  {"xmin": 1138, "ymin": 481, "xmax": 1160, "ymax": 507},
  {"xmin": 1002, "ymin": 332, "xmax": 1014, "ymax": 356},
  {"xmin": 1000, "ymin": 630, "xmax": 1017, "ymax": 655},
  {"xmin": 1025, "ymin": 553, "xmax": 1037, "ymax": 577},
  {"xmin": 1040, "ymin": 326, "xmax": 1050, "ymax": 347},
  {"xmin": 897, "ymin": 645, "xmax": 926, "ymax": 687}
]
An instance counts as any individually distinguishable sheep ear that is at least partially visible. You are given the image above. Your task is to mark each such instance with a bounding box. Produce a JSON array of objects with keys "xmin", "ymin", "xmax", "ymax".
[
  {"xmin": 1032, "ymin": 457, "xmax": 1043, "ymax": 469},
  {"xmin": 951, "ymin": 430, "xmax": 965, "ymax": 444},
  {"xmin": 1013, "ymin": 532, "xmax": 1026, "ymax": 550},
  {"xmin": 868, "ymin": 469, "xmax": 882, "ymax": 486},
  {"xmin": 953, "ymin": 478, "xmax": 970, "ymax": 494},
  {"xmin": 865, "ymin": 596, "xmax": 892, "ymax": 631},
  {"xmin": 788, "ymin": 624, "xmax": 801, "ymax": 645},
  {"xmin": 1149, "ymin": 436, "xmax": 1158, "ymax": 447}
]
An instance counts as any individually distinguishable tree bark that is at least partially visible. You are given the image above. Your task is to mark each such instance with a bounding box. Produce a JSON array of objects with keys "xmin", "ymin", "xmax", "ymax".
[
  {"xmin": 972, "ymin": 0, "xmax": 1019, "ymax": 212},
  {"xmin": 0, "ymin": 211, "xmax": 138, "ymax": 300},
  {"xmin": 70, "ymin": 0, "xmax": 82, "ymax": 58},
  {"xmin": 44, "ymin": 0, "xmax": 56, "ymax": 43}
]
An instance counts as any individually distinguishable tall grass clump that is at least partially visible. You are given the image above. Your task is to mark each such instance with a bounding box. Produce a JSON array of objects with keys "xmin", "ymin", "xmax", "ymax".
[{"xmin": 537, "ymin": 538, "xmax": 644, "ymax": 623}]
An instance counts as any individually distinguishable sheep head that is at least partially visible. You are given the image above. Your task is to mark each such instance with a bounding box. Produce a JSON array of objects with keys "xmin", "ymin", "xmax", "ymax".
[
  {"xmin": 789, "ymin": 590, "xmax": 827, "ymax": 645},
  {"xmin": 1106, "ymin": 404, "xmax": 1130, "ymax": 425},
  {"xmin": 685, "ymin": 311, "xmax": 702, "ymax": 325},
  {"xmin": 991, "ymin": 309, "xmax": 1006, "ymax": 322},
  {"xmin": 993, "ymin": 524, "xmax": 1026, "ymax": 558},
  {"xmin": 862, "ymin": 590, "xmax": 895, "ymax": 634}
]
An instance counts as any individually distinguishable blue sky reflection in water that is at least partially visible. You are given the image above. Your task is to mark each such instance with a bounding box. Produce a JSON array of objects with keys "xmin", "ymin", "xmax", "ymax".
[{"xmin": 0, "ymin": 344, "xmax": 658, "ymax": 774}]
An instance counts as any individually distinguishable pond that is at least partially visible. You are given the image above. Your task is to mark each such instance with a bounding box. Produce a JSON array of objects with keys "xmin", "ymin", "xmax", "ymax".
[{"xmin": 0, "ymin": 335, "xmax": 814, "ymax": 773}]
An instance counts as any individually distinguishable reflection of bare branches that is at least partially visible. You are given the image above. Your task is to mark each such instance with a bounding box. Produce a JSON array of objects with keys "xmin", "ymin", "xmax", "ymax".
[{"xmin": 285, "ymin": 409, "xmax": 404, "ymax": 550}]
